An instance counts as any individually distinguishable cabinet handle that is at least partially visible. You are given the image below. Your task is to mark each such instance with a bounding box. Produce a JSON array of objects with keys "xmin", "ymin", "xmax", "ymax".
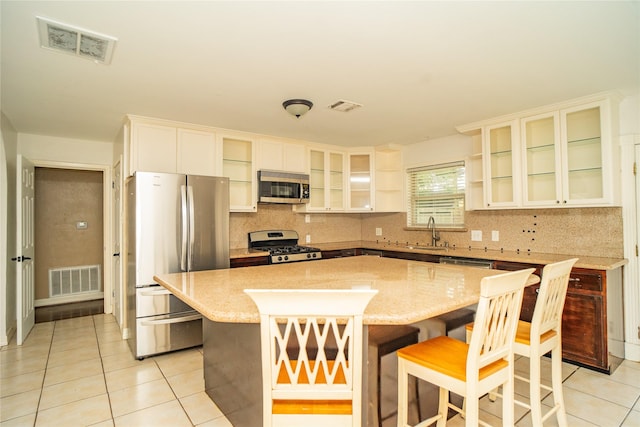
[
  {"xmin": 535, "ymin": 288, "xmax": 539, "ymax": 294},
  {"xmin": 569, "ymin": 277, "xmax": 581, "ymax": 282}
]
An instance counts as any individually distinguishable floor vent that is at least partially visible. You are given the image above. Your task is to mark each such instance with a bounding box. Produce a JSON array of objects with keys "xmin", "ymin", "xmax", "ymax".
[{"xmin": 49, "ymin": 265, "xmax": 102, "ymax": 298}]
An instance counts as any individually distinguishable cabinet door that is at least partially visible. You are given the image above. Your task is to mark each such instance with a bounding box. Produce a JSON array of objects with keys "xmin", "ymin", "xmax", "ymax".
[
  {"xmin": 348, "ymin": 152, "xmax": 373, "ymax": 211},
  {"xmin": 522, "ymin": 112, "xmax": 562, "ymax": 206},
  {"xmin": 374, "ymin": 148, "xmax": 404, "ymax": 212},
  {"xmin": 222, "ymin": 136, "xmax": 256, "ymax": 212},
  {"xmin": 483, "ymin": 121, "xmax": 520, "ymax": 208},
  {"xmin": 132, "ymin": 122, "xmax": 177, "ymax": 173},
  {"xmin": 283, "ymin": 143, "xmax": 307, "ymax": 173},
  {"xmin": 300, "ymin": 149, "xmax": 345, "ymax": 212},
  {"xmin": 177, "ymin": 129, "xmax": 217, "ymax": 176},
  {"xmin": 328, "ymin": 151, "xmax": 345, "ymax": 210},
  {"xmin": 560, "ymin": 102, "xmax": 608, "ymax": 205},
  {"xmin": 561, "ymin": 292, "xmax": 606, "ymax": 370},
  {"xmin": 258, "ymin": 140, "xmax": 307, "ymax": 173}
]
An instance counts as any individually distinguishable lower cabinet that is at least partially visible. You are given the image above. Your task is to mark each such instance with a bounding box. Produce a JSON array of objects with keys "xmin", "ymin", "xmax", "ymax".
[
  {"xmin": 321, "ymin": 249, "xmax": 362, "ymax": 259},
  {"xmin": 494, "ymin": 260, "xmax": 612, "ymax": 372},
  {"xmin": 230, "ymin": 256, "xmax": 269, "ymax": 268}
]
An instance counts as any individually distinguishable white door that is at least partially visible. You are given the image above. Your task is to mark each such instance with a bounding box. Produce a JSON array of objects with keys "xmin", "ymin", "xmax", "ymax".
[
  {"xmin": 15, "ymin": 155, "xmax": 35, "ymax": 344},
  {"xmin": 112, "ymin": 159, "xmax": 123, "ymax": 328}
]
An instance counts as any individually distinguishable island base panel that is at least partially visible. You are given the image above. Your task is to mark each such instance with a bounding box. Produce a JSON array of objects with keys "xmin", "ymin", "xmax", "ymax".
[{"xmin": 203, "ymin": 320, "xmax": 262, "ymax": 427}]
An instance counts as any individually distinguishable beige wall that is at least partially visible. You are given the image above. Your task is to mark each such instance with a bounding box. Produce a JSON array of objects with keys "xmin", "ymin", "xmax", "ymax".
[
  {"xmin": 34, "ymin": 168, "xmax": 104, "ymax": 300},
  {"xmin": 230, "ymin": 204, "xmax": 623, "ymax": 259}
]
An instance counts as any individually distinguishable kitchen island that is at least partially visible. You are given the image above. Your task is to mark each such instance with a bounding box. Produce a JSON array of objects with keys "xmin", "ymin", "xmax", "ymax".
[{"xmin": 154, "ymin": 255, "xmax": 539, "ymax": 427}]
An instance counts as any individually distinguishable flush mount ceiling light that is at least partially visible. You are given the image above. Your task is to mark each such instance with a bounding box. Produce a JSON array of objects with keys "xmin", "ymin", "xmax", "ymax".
[
  {"xmin": 36, "ymin": 16, "xmax": 117, "ymax": 64},
  {"xmin": 283, "ymin": 99, "xmax": 313, "ymax": 118}
]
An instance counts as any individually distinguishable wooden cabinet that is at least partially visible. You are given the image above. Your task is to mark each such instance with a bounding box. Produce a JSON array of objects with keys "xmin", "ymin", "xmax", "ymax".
[
  {"xmin": 321, "ymin": 248, "xmax": 361, "ymax": 259},
  {"xmin": 297, "ymin": 148, "xmax": 345, "ymax": 212},
  {"xmin": 126, "ymin": 116, "xmax": 217, "ymax": 177},
  {"xmin": 221, "ymin": 135, "xmax": 256, "ymax": 212},
  {"xmin": 230, "ymin": 256, "xmax": 269, "ymax": 268},
  {"xmin": 494, "ymin": 260, "xmax": 617, "ymax": 373},
  {"xmin": 257, "ymin": 140, "xmax": 307, "ymax": 173},
  {"xmin": 374, "ymin": 145, "xmax": 404, "ymax": 212},
  {"xmin": 347, "ymin": 151, "xmax": 373, "ymax": 211}
]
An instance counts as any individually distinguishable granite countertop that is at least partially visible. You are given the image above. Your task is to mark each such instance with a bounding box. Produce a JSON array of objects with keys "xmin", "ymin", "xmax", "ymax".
[
  {"xmin": 231, "ymin": 240, "xmax": 626, "ymax": 271},
  {"xmin": 155, "ymin": 255, "xmax": 539, "ymax": 325}
]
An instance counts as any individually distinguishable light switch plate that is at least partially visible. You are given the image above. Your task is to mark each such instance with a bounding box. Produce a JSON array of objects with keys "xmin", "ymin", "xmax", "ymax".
[
  {"xmin": 492, "ymin": 230, "xmax": 499, "ymax": 241},
  {"xmin": 305, "ymin": 234, "xmax": 311, "ymax": 243},
  {"xmin": 375, "ymin": 227, "xmax": 382, "ymax": 236},
  {"xmin": 471, "ymin": 230, "xmax": 482, "ymax": 241}
]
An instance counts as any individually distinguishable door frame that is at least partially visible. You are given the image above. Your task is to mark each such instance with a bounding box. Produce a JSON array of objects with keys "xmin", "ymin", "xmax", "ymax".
[{"xmin": 33, "ymin": 160, "xmax": 113, "ymax": 315}]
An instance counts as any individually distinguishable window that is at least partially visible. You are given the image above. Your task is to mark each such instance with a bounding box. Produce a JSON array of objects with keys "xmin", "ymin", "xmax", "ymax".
[{"xmin": 407, "ymin": 161, "xmax": 465, "ymax": 228}]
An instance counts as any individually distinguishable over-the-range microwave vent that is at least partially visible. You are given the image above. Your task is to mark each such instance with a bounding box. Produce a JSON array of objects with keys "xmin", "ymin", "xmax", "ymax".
[
  {"xmin": 329, "ymin": 99, "xmax": 362, "ymax": 112},
  {"xmin": 36, "ymin": 16, "xmax": 117, "ymax": 64}
]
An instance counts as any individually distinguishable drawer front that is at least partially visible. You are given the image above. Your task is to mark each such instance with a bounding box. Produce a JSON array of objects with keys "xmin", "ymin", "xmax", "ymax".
[
  {"xmin": 136, "ymin": 286, "xmax": 193, "ymax": 317},
  {"xmin": 568, "ymin": 269, "xmax": 603, "ymax": 292},
  {"xmin": 136, "ymin": 312, "xmax": 203, "ymax": 357}
]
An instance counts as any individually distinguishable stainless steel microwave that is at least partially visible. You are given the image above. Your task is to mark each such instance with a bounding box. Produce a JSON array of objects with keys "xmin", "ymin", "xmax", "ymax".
[{"xmin": 258, "ymin": 170, "xmax": 310, "ymax": 204}]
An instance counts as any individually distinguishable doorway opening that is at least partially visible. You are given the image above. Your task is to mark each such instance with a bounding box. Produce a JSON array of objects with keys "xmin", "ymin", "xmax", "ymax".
[{"xmin": 33, "ymin": 167, "xmax": 104, "ymax": 322}]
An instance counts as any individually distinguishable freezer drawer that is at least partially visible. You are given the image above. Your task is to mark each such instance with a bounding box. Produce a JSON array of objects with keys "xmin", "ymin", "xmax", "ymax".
[
  {"xmin": 136, "ymin": 286, "xmax": 193, "ymax": 317},
  {"xmin": 135, "ymin": 311, "xmax": 203, "ymax": 358}
]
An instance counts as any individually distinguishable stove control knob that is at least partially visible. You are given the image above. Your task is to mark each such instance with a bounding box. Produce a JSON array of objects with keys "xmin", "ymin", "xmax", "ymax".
[
  {"xmin": 306, "ymin": 254, "xmax": 311, "ymax": 259},
  {"xmin": 277, "ymin": 256, "xmax": 283, "ymax": 262},
  {"xmin": 311, "ymin": 253, "xmax": 317, "ymax": 258},
  {"xmin": 284, "ymin": 256, "xmax": 289, "ymax": 261}
]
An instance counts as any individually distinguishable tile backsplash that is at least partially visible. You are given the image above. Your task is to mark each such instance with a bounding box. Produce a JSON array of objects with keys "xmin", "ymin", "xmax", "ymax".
[{"xmin": 230, "ymin": 205, "xmax": 623, "ymax": 258}]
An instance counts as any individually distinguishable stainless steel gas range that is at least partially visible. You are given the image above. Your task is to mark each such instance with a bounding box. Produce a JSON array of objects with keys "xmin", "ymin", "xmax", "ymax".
[{"xmin": 248, "ymin": 230, "xmax": 322, "ymax": 264}]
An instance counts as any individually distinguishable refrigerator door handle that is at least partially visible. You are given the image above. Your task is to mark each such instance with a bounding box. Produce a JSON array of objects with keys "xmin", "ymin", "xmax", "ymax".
[
  {"xmin": 180, "ymin": 185, "xmax": 188, "ymax": 271},
  {"xmin": 187, "ymin": 185, "xmax": 195, "ymax": 271},
  {"xmin": 140, "ymin": 313, "xmax": 202, "ymax": 326}
]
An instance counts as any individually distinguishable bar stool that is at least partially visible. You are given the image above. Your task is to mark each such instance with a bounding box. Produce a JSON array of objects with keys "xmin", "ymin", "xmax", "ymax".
[
  {"xmin": 415, "ymin": 307, "xmax": 476, "ymax": 341},
  {"xmin": 397, "ymin": 268, "xmax": 534, "ymax": 427},
  {"xmin": 368, "ymin": 325, "xmax": 421, "ymax": 427},
  {"xmin": 465, "ymin": 258, "xmax": 577, "ymax": 426}
]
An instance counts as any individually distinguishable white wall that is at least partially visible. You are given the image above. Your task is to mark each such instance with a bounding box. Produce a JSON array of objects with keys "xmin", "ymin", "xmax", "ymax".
[
  {"xmin": 402, "ymin": 133, "xmax": 472, "ymax": 169},
  {"xmin": 19, "ymin": 133, "xmax": 113, "ymax": 165}
]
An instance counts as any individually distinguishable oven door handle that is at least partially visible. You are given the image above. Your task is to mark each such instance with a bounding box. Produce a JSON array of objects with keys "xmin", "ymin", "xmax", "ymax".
[
  {"xmin": 139, "ymin": 288, "xmax": 172, "ymax": 297},
  {"xmin": 141, "ymin": 313, "xmax": 202, "ymax": 326}
]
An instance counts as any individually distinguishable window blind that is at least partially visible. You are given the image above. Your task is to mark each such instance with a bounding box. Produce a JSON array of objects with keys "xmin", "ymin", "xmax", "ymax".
[{"xmin": 406, "ymin": 161, "xmax": 465, "ymax": 228}]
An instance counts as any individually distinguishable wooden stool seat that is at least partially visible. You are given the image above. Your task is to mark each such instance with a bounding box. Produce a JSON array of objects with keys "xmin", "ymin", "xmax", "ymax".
[{"xmin": 368, "ymin": 325, "xmax": 421, "ymax": 427}]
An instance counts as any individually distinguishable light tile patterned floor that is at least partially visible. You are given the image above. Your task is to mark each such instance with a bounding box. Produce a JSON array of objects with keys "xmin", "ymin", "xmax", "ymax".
[{"xmin": 2, "ymin": 314, "xmax": 640, "ymax": 426}]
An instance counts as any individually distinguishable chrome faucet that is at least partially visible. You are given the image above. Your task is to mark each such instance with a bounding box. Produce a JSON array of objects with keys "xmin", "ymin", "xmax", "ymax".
[{"xmin": 427, "ymin": 216, "xmax": 440, "ymax": 247}]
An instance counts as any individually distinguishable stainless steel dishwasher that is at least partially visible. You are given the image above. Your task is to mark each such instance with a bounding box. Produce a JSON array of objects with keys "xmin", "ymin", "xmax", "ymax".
[{"xmin": 439, "ymin": 256, "xmax": 494, "ymax": 269}]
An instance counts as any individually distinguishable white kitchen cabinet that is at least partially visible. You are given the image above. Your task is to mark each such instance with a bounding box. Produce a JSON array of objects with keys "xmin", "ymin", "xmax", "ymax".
[
  {"xmin": 126, "ymin": 116, "xmax": 218, "ymax": 177},
  {"xmin": 522, "ymin": 100, "xmax": 613, "ymax": 206},
  {"xmin": 177, "ymin": 128, "xmax": 218, "ymax": 176},
  {"xmin": 221, "ymin": 135, "xmax": 256, "ymax": 212},
  {"xmin": 347, "ymin": 151, "xmax": 374, "ymax": 211},
  {"xmin": 296, "ymin": 148, "xmax": 345, "ymax": 212},
  {"xmin": 129, "ymin": 120, "xmax": 177, "ymax": 175},
  {"xmin": 466, "ymin": 132, "xmax": 484, "ymax": 211},
  {"xmin": 483, "ymin": 120, "xmax": 521, "ymax": 208},
  {"xmin": 257, "ymin": 140, "xmax": 307, "ymax": 173},
  {"xmin": 374, "ymin": 145, "xmax": 404, "ymax": 212},
  {"xmin": 457, "ymin": 93, "xmax": 618, "ymax": 210}
]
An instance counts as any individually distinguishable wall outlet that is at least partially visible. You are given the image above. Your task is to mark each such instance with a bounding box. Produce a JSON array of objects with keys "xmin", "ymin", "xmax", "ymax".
[
  {"xmin": 375, "ymin": 227, "xmax": 382, "ymax": 236},
  {"xmin": 305, "ymin": 234, "xmax": 311, "ymax": 243},
  {"xmin": 492, "ymin": 230, "xmax": 499, "ymax": 241},
  {"xmin": 471, "ymin": 230, "xmax": 482, "ymax": 241},
  {"xmin": 305, "ymin": 214, "xmax": 310, "ymax": 224}
]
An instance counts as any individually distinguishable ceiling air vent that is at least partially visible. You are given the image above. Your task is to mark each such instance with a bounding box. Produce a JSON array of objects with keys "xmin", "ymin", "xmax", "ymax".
[
  {"xmin": 329, "ymin": 100, "xmax": 362, "ymax": 113},
  {"xmin": 36, "ymin": 16, "xmax": 117, "ymax": 64}
]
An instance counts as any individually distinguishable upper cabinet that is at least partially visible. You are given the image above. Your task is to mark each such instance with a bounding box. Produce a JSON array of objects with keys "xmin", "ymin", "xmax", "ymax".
[
  {"xmin": 126, "ymin": 116, "xmax": 218, "ymax": 177},
  {"xmin": 296, "ymin": 148, "xmax": 345, "ymax": 212},
  {"xmin": 458, "ymin": 93, "xmax": 619, "ymax": 209},
  {"xmin": 484, "ymin": 121, "xmax": 521, "ymax": 208},
  {"xmin": 257, "ymin": 140, "xmax": 307, "ymax": 173},
  {"xmin": 347, "ymin": 151, "xmax": 373, "ymax": 211},
  {"xmin": 221, "ymin": 135, "xmax": 256, "ymax": 212},
  {"xmin": 374, "ymin": 145, "xmax": 404, "ymax": 212}
]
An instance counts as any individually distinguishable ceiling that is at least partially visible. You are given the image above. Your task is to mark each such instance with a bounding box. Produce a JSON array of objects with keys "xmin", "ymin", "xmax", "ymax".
[{"xmin": 1, "ymin": 1, "xmax": 639, "ymax": 148}]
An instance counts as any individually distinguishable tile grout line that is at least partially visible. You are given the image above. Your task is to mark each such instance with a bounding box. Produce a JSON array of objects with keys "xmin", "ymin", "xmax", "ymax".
[{"xmin": 93, "ymin": 314, "xmax": 117, "ymax": 426}]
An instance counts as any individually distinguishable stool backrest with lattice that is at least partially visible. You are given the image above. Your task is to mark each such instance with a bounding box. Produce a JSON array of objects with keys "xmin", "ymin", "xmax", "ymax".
[{"xmin": 245, "ymin": 288, "xmax": 377, "ymax": 427}]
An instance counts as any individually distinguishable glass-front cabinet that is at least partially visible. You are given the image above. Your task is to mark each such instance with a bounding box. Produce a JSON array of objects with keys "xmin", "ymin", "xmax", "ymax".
[
  {"xmin": 348, "ymin": 152, "xmax": 373, "ymax": 211},
  {"xmin": 221, "ymin": 136, "xmax": 256, "ymax": 212},
  {"xmin": 561, "ymin": 103, "xmax": 606, "ymax": 205},
  {"xmin": 299, "ymin": 148, "xmax": 345, "ymax": 212},
  {"xmin": 522, "ymin": 112, "xmax": 561, "ymax": 206},
  {"xmin": 483, "ymin": 121, "xmax": 520, "ymax": 208}
]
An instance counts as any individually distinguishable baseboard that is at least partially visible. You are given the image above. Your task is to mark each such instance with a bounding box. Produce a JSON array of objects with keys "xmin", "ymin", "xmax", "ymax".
[
  {"xmin": 35, "ymin": 292, "xmax": 104, "ymax": 307},
  {"xmin": 624, "ymin": 341, "xmax": 640, "ymax": 362},
  {"xmin": 1, "ymin": 325, "xmax": 16, "ymax": 347}
]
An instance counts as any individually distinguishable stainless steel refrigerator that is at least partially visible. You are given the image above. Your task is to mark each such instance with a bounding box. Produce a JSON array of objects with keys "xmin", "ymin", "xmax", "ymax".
[{"xmin": 126, "ymin": 172, "xmax": 229, "ymax": 359}]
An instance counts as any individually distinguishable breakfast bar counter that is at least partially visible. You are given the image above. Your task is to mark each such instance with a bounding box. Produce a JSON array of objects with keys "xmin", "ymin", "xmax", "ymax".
[{"xmin": 154, "ymin": 256, "xmax": 539, "ymax": 426}]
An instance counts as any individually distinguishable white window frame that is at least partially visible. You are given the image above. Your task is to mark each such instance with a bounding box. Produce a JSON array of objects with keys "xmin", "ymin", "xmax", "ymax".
[{"xmin": 406, "ymin": 161, "xmax": 466, "ymax": 228}]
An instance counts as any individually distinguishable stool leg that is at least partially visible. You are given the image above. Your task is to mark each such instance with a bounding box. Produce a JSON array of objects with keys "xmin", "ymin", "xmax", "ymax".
[
  {"xmin": 397, "ymin": 359, "xmax": 409, "ymax": 427},
  {"xmin": 551, "ymin": 345, "xmax": 568, "ymax": 427},
  {"xmin": 413, "ymin": 376, "xmax": 422, "ymax": 423},
  {"xmin": 529, "ymin": 351, "xmax": 543, "ymax": 426}
]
